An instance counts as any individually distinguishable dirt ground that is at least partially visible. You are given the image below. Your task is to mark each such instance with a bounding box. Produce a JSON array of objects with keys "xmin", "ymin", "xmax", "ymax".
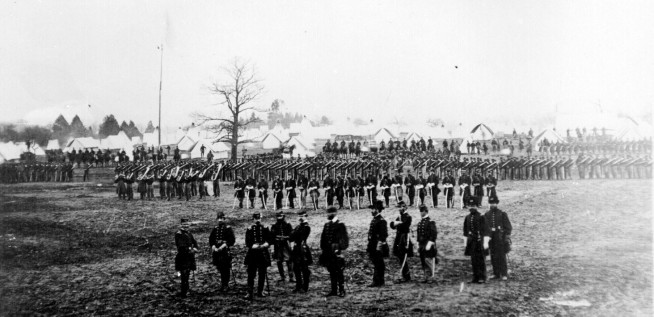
[{"xmin": 0, "ymin": 179, "xmax": 651, "ymax": 316}]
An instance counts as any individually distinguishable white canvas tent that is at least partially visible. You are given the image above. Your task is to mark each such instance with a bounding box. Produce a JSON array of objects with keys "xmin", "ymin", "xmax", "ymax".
[
  {"xmin": 15, "ymin": 142, "xmax": 47, "ymax": 159},
  {"xmin": 189, "ymin": 139, "xmax": 230, "ymax": 159},
  {"xmin": 261, "ymin": 133, "xmax": 284, "ymax": 150},
  {"xmin": 287, "ymin": 136, "xmax": 316, "ymax": 157},
  {"xmin": 176, "ymin": 135, "xmax": 197, "ymax": 152},
  {"xmin": 65, "ymin": 137, "xmax": 100, "ymax": 152},
  {"xmin": 46, "ymin": 139, "xmax": 60, "ymax": 150},
  {"xmin": 0, "ymin": 142, "xmax": 22, "ymax": 163},
  {"xmin": 469, "ymin": 123, "xmax": 495, "ymax": 141},
  {"xmin": 372, "ymin": 128, "xmax": 396, "ymax": 144},
  {"xmin": 615, "ymin": 123, "xmax": 646, "ymax": 141},
  {"xmin": 533, "ymin": 128, "xmax": 566, "ymax": 149},
  {"xmin": 405, "ymin": 132, "xmax": 422, "ymax": 142},
  {"xmin": 101, "ymin": 131, "xmax": 133, "ymax": 150}
]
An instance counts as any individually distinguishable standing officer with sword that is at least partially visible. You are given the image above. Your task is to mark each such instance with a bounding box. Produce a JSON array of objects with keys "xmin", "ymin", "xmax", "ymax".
[{"xmin": 390, "ymin": 201, "xmax": 413, "ymax": 283}]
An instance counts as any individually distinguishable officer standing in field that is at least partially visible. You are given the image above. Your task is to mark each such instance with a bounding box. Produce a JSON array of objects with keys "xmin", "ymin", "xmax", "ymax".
[
  {"xmin": 319, "ymin": 207, "xmax": 349, "ymax": 297},
  {"xmin": 209, "ymin": 212, "xmax": 236, "ymax": 292},
  {"xmin": 405, "ymin": 171, "xmax": 417, "ymax": 206},
  {"xmin": 244, "ymin": 212, "xmax": 272, "ymax": 300},
  {"xmin": 390, "ymin": 201, "xmax": 413, "ymax": 283},
  {"xmin": 273, "ymin": 175, "xmax": 284, "ymax": 210},
  {"xmin": 271, "ymin": 211, "xmax": 295, "ymax": 283},
  {"xmin": 380, "ymin": 172, "xmax": 392, "ymax": 207},
  {"xmin": 234, "ymin": 176, "xmax": 245, "ymax": 208},
  {"xmin": 289, "ymin": 210, "xmax": 312, "ymax": 293},
  {"xmin": 367, "ymin": 200, "xmax": 389, "ymax": 287},
  {"xmin": 175, "ymin": 218, "xmax": 199, "ymax": 297},
  {"xmin": 483, "ymin": 196, "xmax": 512, "ymax": 280},
  {"xmin": 392, "ymin": 171, "xmax": 404, "ymax": 205},
  {"xmin": 257, "ymin": 175, "xmax": 269, "ymax": 209},
  {"xmin": 463, "ymin": 208, "xmax": 487, "ymax": 283},
  {"xmin": 416, "ymin": 205, "xmax": 437, "ymax": 283}
]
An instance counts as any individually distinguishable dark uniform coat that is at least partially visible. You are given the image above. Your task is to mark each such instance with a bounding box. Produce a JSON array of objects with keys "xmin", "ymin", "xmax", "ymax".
[
  {"xmin": 175, "ymin": 229, "xmax": 199, "ymax": 271},
  {"xmin": 367, "ymin": 215, "xmax": 389, "ymax": 257},
  {"xmin": 271, "ymin": 220, "xmax": 293, "ymax": 261},
  {"xmin": 463, "ymin": 211, "xmax": 488, "ymax": 256},
  {"xmin": 289, "ymin": 222, "xmax": 313, "ymax": 265},
  {"xmin": 319, "ymin": 220, "xmax": 349, "ymax": 266},
  {"xmin": 209, "ymin": 223, "xmax": 236, "ymax": 266},
  {"xmin": 390, "ymin": 211, "xmax": 413, "ymax": 257},
  {"xmin": 416, "ymin": 216, "xmax": 437, "ymax": 259},
  {"xmin": 244, "ymin": 223, "xmax": 272, "ymax": 267}
]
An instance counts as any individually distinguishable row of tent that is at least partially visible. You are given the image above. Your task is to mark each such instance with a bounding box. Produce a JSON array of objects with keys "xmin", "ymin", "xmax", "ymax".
[
  {"xmin": 0, "ymin": 141, "xmax": 46, "ymax": 163},
  {"xmin": 3, "ymin": 114, "xmax": 650, "ymax": 163}
]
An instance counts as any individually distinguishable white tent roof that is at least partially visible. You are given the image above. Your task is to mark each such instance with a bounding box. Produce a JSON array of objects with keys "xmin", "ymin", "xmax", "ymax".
[
  {"xmin": 142, "ymin": 132, "xmax": 158, "ymax": 146},
  {"xmin": 131, "ymin": 136, "xmax": 143, "ymax": 145},
  {"xmin": 189, "ymin": 139, "xmax": 230, "ymax": 159},
  {"xmin": 0, "ymin": 142, "xmax": 22, "ymax": 161},
  {"xmin": 614, "ymin": 120, "xmax": 647, "ymax": 141},
  {"xmin": 177, "ymin": 135, "xmax": 197, "ymax": 151},
  {"xmin": 372, "ymin": 128, "xmax": 397, "ymax": 143},
  {"xmin": 533, "ymin": 128, "xmax": 566, "ymax": 146},
  {"xmin": 101, "ymin": 132, "xmax": 132, "ymax": 150},
  {"xmin": 287, "ymin": 136, "xmax": 316, "ymax": 157},
  {"xmin": 458, "ymin": 137, "xmax": 473, "ymax": 154},
  {"xmin": 405, "ymin": 132, "xmax": 422, "ymax": 142},
  {"xmin": 65, "ymin": 137, "xmax": 100, "ymax": 151},
  {"xmin": 46, "ymin": 139, "xmax": 60, "ymax": 150},
  {"xmin": 469, "ymin": 123, "xmax": 494, "ymax": 141},
  {"xmin": 15, "ymin": 142, "xmax": 46, "ymax": 156},
  {"xmin": 261, "ymin": 133, "xmax": 284, "ymax": 149}
]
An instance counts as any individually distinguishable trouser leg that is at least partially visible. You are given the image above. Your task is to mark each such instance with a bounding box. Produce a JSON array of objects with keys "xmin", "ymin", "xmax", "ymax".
[
  {"xmin": 293, "ymin": 263, "xmax": 303, "ymax": 290},
  {"xmin": 247, "ymin": 265, "xmax": 256, "ymax": 296},
  {"xmin": 277, "ymin": 261, "xmax": 286, "ymax": 280},
  {"xmin": 257, "ymin": 266, "xmax": 267, "ymax": 294},
  {"xmin": 471, "ymin": 253, "xmax": 486, "ymax": 281},
  {"xmin": 180, "ymin": 270, "xmax": 190, "ymax": 295}
]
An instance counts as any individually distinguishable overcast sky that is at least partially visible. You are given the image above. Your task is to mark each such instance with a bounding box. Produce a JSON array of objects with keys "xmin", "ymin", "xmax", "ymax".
[{"xmin": 1, "ymin": 0, "xmax": 653, "ymax": 129}]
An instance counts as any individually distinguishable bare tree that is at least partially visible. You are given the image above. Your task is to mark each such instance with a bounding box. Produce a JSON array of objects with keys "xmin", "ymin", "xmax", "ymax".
[{"xmin": 195, "ymin": 59, "xmax": 264, "ymax": 161}]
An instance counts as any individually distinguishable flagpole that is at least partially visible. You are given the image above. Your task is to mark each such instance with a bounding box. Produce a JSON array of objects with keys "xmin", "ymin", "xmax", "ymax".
[{"xmin": 158, "ymin": 44, "xmax": 164, "ymax": 146}]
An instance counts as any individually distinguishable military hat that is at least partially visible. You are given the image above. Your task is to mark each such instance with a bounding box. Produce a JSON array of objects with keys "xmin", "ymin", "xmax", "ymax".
[
  {"xmin": 252, "ymin": 212, "xmax": 262, "ymax": 220},
  {"xmin": 276, "ymin": 211, "xmax": 285, "ymax": 218},
  {"xmin": 216, "ymin": 211, "xmax": 226, "ymax": 219},
  {"xmin": 467, "ymin": 197, "xmax": 477, "ymax": 206},
  {"xmin": 397, "ymin": 201, "xmax": 407, "ymax": 207},
  {"xmin": 419, "ymin": 205, "xmax": 429, "ymax": 213},
  {"xmin": 373, "ymin": 200, "xmax": 384, "ymax": 211},
  {"xmin": 298, "ymin": 210, "xmax": 308, "ymax": 217},
  {"xmin": 326, "ymin": 206, "xmax": 338, "ymax": 214},
  {"xmin": 488, "ymin": 196, "xmax": 500, "ymax": 204}
]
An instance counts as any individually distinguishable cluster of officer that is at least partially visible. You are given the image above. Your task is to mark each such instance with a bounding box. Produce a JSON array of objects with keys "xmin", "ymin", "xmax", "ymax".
[{"xmin": 174, "ymin": 195, "xmax": 513, "ymax": 300}]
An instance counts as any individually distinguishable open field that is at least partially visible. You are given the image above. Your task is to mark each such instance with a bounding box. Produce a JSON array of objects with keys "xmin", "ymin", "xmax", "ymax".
[{"xmin": 0, "ymin": 179, "xmax": 652, "ymax": 316}]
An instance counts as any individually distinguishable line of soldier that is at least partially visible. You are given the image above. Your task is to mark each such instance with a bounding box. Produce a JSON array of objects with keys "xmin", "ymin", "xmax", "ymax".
[
  {"xmin": 0, "ymin": 162, "xmax": 76, "ymax": 183},
  {"xmin": 174, "ymin": 195, "xmax": 512, "ymax": 299},
  {"xmin": 231, "ymin": 168, "xmax": 494, "ymax": 210},
  {"xmin": 113, "ymin": 161, "xmax": 223, "ymax": 201},
  {"xmin": 109, "ymin": 158, "xmax": 498, "ymax": 210},
  {"xmin": 497, "ymin": 154, "xmax": 652, "ymax": 180},
  {"xmin": 322, "ymin": 137, "xmax": 650, "ymax": 158}
]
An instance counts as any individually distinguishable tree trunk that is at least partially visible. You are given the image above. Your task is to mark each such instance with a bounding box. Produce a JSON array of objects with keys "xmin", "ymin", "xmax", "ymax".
[{"xmin": 231, "ymin": 114, "xmax": 239, "ymax": 161}]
